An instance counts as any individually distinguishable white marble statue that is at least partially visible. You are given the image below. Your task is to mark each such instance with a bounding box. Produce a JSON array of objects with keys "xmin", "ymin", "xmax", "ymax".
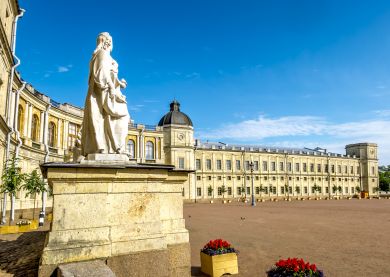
[{"xmin": 81, "ymin": 32, "xmax": 130, "ymax": 156}]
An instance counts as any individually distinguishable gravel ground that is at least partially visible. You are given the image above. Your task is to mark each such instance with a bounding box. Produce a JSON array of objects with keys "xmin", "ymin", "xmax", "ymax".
[
  {"xmin": 0, "ymin": 199, "xmax": 389, "ymax": 277},
  {"xmin": 185, "ymin": 199, "xmax": 390, "ymax": 277}
]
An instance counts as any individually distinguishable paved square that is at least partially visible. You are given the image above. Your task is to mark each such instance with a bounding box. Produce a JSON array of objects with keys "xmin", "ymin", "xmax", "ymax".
[{"xmin": 185, "ymin": 199, "xmax": 390, "ymax": 277}]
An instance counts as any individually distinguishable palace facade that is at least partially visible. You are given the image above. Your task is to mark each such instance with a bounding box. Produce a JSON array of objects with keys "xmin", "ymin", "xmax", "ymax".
[{"xmin": 0, "ymin": 1, "xmax": 379, "ymax": 212}]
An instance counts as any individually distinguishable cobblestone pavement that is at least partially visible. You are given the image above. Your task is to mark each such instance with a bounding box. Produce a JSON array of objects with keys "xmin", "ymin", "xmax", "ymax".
[{"xmin": 0, "ymin": 228, "xmax": 48, "ymax": 277}]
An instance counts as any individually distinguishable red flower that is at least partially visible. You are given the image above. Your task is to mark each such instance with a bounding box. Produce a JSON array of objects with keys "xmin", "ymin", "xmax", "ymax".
[{"xmin": 310, "ymin": 264, "xmax": 317, "ymax": 272}]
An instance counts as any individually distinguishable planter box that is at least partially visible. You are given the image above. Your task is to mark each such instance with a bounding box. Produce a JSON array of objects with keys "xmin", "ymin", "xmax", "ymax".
[
  {"xmin": 200, "ymin": 252, "xmax": 238, "ymax": 277},
  {"xmin": 0, "ymin": 220, "xmax": 38, "ymax": 234}
]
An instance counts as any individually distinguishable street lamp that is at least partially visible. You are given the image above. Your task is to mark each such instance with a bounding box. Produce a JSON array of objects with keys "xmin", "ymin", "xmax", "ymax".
[{"xmin": 249, "ymin": 162, "xmax": 256, "ymax": 206}]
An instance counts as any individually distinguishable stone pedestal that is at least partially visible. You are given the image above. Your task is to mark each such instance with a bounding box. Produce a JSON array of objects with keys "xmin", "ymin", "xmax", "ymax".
[{"xmin": 38, "ymin": 162, "xmax": 191, "ymax": 277}]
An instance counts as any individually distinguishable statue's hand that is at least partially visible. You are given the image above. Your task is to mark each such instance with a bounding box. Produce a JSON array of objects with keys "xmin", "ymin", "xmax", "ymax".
[{"xmin": 120, "ymin": 78, "xmax": 127, "ymax": 89}]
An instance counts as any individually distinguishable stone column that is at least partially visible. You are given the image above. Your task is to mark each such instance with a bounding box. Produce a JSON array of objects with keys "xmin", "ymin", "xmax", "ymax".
[
  {"xmin": 39, "ymin": 112, "xmax": 45, "ymax": 143},
  {"xmin": 27, "ymin": 104, "xmax": 33, "ymax": 138},
  {"xmin": 23, "ymin": 102, "xmax": 29, "ymax": 137},
  {"xmin": 56, "ymin": 120, "xmax": 62, "ymax": 148},
  {"xmin": 62, "ymin": 121, "xmax": 69, "ymax": 150}
]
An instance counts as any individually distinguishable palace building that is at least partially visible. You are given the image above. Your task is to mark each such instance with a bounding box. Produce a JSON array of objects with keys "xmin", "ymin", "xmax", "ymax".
[{"xmin": 0, "ymin": 1, "xmax": 379, "ymax": 213}]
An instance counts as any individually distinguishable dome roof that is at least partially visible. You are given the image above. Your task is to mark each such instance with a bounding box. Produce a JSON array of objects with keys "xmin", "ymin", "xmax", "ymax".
[{"xmin": 158, "ymin": 100, "xmax": 193, "ymax": 127}]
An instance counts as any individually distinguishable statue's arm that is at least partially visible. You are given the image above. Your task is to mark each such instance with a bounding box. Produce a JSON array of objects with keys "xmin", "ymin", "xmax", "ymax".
[{"xmin": 92, "ymin": 50, "xmax": 115, "ymax": 93}]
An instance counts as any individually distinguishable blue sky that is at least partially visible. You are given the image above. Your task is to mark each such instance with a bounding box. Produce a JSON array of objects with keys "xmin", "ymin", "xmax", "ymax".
[{"xmin": 17, "ymin": 0, "xmax": 390, "ymax": 164}]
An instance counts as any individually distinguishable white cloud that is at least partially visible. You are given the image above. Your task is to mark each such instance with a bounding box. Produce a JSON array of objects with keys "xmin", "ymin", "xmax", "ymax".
[
  {"xmin": 58, "ymin": 65, "xmax": 72, "ymax": 73},
  {"xmin": 198, "ymin": 115, "xmax": 390, "ymax": 164},
  {"xmin": 185, "ymin": 72, "xmax": 200, "ymax": 79},
  {"xmin": 374, "ymin": 110, "xmax": 390, "ymax": 117}
]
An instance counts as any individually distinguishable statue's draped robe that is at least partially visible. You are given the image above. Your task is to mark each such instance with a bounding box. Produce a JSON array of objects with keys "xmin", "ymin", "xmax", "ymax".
[{"xmin": 81, "ymin": 49, "xmax": 129, "ymax": 155}]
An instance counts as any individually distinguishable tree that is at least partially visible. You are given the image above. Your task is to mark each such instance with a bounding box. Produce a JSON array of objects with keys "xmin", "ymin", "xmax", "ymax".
[
  {"xmin": 220, "ymin": 185, "xmax": 227, "ymax": 199},
  {"xmin": 207, "ymin": 185, "xmax": 214, "ymax": 198},
  {"xmin": 337, "ymin": 185, "xmax": 342, "ymax": 197},
  {"xmin": 379, "ymin": 172, "xmax": 390, "ymax": 192},
  {"xmin": 332, "ymin": 185, "xmax": 338, "ymax": 197},
  {"xmin": 23, "ymin": 170, "xmax": 46, "ymax": 220},
  {"xmin": 259, "ymin": 185, "xmax": 265, "ymax": 200},
  {"xmin": 1, "ymin": 156, "xmax": 25, "ymax": 224},
  {"xmin": 313, "ymin": 184, "xmax": 320, "ymax": 198}
]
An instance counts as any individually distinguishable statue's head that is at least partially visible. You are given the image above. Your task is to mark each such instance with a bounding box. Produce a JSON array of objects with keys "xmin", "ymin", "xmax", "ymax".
[{"xmin": 95, "ymin": 32, "xmax": 113, "ymax": 53}]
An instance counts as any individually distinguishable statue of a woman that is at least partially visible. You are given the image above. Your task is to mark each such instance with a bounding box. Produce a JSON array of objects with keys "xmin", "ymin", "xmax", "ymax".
[{"xmin": 81, "ymin": 32, "xmax": 130, "ymax": 156}]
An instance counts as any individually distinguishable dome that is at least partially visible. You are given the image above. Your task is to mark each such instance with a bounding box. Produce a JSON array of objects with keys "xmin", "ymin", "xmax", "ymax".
[{"xmin": 158, "ymin": 100, "xmax": 193, "ymax": 127}]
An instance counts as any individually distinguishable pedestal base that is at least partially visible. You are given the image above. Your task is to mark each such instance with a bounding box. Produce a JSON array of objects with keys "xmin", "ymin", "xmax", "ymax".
[{"xmin": 38, "ymin": 162, "xmax": 191, "ymax": 277}]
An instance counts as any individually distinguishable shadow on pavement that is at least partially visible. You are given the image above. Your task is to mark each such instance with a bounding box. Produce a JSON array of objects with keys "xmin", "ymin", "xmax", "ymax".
[{"xmin": 0, "ymin": 231, "xmax": 47, "ymax": 277}]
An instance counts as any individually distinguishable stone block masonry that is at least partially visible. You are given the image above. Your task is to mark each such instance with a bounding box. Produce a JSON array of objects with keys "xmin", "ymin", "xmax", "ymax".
[{"xmin": 38, "ymin": 162, "xmax": 191, "ymax": 277}]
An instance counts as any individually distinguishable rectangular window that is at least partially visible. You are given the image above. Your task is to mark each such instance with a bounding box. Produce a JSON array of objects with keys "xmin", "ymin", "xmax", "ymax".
[
  {"xmin": 67, "ymin": 123, "xmax": 78, "ymax": 150},
  {"xmin": 236, "ymin": 160, "xmax": 241, "ymax": 170},
  {"xmin": 318, "ymin": 187, "xmax": 322, "ymax": 193},
  {"xmin": 303, "ymin": 163, "xmax": 307, "ymax": 172},
  {"xmin": 338, "ymin": 165, "xmax": 341, "ymax": 173},
  {"xmin": 272, "ymin": 187, "xmax": 276, "ymax": 194},
  {"xmin": 217, "ymin": 176, "xmax": 222, "ymax": 180},
  {"xmin": 246, "ymin": 187, "xmax": 250, "ymax": 194},
  {"xmin": 351, "ymin": 187, "xmax": 355, "ymax": 194},
  {"xmin": 295, "ymin": 163, "xmax": 300, "ymax": 172},
  {"xmin": 245, "ymin": 161, "xmax": 250, "ymax": 171},
  {"xmin": 216, "ymin": 160, "xmax": 222, "ymax": 170},
  {"xmin": 296, "ymin": 186, "xmax": 300, "ymax": 194},
  {"xmin": 263, "ymin": 161, "xmax": 268, "ymax": 171},
  {"xmin": 178, "ymin": 158, "xmax": 185, "ymax": 169},
  {"xmin": 345, "ymin": 187, "xmax": 348, "ymax": 193},
  {"xmin": 237, "ymin": 176, "xmax": 241, "ymax": 181},
  {"xmin": 351, "ymin": 166, "xmax": 354, "ymax": 174},
  {"xmin": 331, "ymin": 165, "xmax": 335, "ymax": 173},
  {"xmin": 206, "ymin": 159, "xmax": 212, "ymax": 170},
  {"xmin": 345, "ymin": 166, "xmax": 348, "ymax": 174},
  {"xmin": 289, "ymin": 186, "xmax": 292, "ymax": 194},
  {"xmin": 264, "ymin": 176, "xmax": 268, "ymax": 181},
  {"xmin": 226, "ymin": 160, "xmax": 232, "ymax": 171},
  {"xmin": 279, "ymin": 162, "xmax": 284, "ymax": 171},
  {"xmin": 310, "ymin": 163, "xmax": 314, "ymax": 172},
  {"xmin": 326, "ymin": 187, "xmax": 329, "ymax": 193},
  {"xmin": 325, "ymin": 165, "xmax": 329, "ymax": 173},
  {"xmin": 255, "ymin": 187, "xmax": 260, "ymax": 194},
  {"xmin": 288, "ymin": 162, "xmax": 292, "ymax": 172},
  {"xmin": 371, "ymin": 166, "xmax": 375, "ymax": 175},
  {"xmin": 217, "ymin": 187, "xmax": 222, "ymax": 196},
  {"xmin": 196, "ymin": 176, "xmax": 201, "ymax": 181},
  {"xmin": 271, "ymin": 162, "xmax": 276, "ymax": 171},
  {"xmin": 281, "ymin": 186, "xmax": 285, "ymax": 194},
  {"xmin": 227, "ymin": 187, "xmax": 232, "ymax": 195},
  {"xmin": 197, "ymin": 187, "xmax": 201, "ymax": 196},
  {"xmin": 304, "ymin": 186, "xmax": 308, "ymax": 194},
  {"xmin": 208, "ymin": 187, "xmax": 212, "ymax": 196},
  {"xmin": 208, "ymin": 176, "xmax": 212, "ymax": 180},
  {"xmin": 256, "ymin": 176, "xmax": 259, "ymax": 181},
  {"xmin": 237, "ymin": 187, "xmax": 241, "ymax": 195},
  {"xmin": 227, "ymin": 176, "xmax": 231, "ymax": 180},
  {"xmin": 196, "ymin": 159, "xmax": 201, "ymax": 170},
  {"xmin": 254, "ymin": 161, "xmax": 259, "ymax": 171},
  {"xmin": 317, "ymin": 164, "xmax": 321, "ymax": 173},
  {"xmin": 296, "ymin": 177, "xmax": 300, "ymax": 181},
  {"xmin": 246, "ymin": 176, "xmax": 250, "ymax": 181},
  {"xmin": 264, "ymin": 187, "xmax": 268, "ymax": 194}
]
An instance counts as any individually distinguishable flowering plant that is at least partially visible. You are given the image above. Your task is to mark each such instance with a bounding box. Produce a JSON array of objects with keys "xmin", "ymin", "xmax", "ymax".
[
  {"xmin": 267, "ymin": 258, "xmax": 324, "ymax": 277},
  {"xmin": 201, "ymin": 239, "xmax": 237, "ymax": 256}
]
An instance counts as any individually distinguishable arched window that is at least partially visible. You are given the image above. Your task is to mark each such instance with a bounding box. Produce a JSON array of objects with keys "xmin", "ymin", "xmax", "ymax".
[
  {"xmin": 17, "ymin": 105, "xmax": 23, "ymax": 133},
  {"xmin": 127, "ymin": 139, "xmax": 135, "ymax": 159},
  {"xmin": 31, "ymin": 115, "xmax": 39, "ymax": 142},
  {"xmin": 145, "ymin": 141, "xmax": 154, "ymax": 160},
  {"xmin": 48, "ymin": 122, "xmax": 56, "ymax": 147}
]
